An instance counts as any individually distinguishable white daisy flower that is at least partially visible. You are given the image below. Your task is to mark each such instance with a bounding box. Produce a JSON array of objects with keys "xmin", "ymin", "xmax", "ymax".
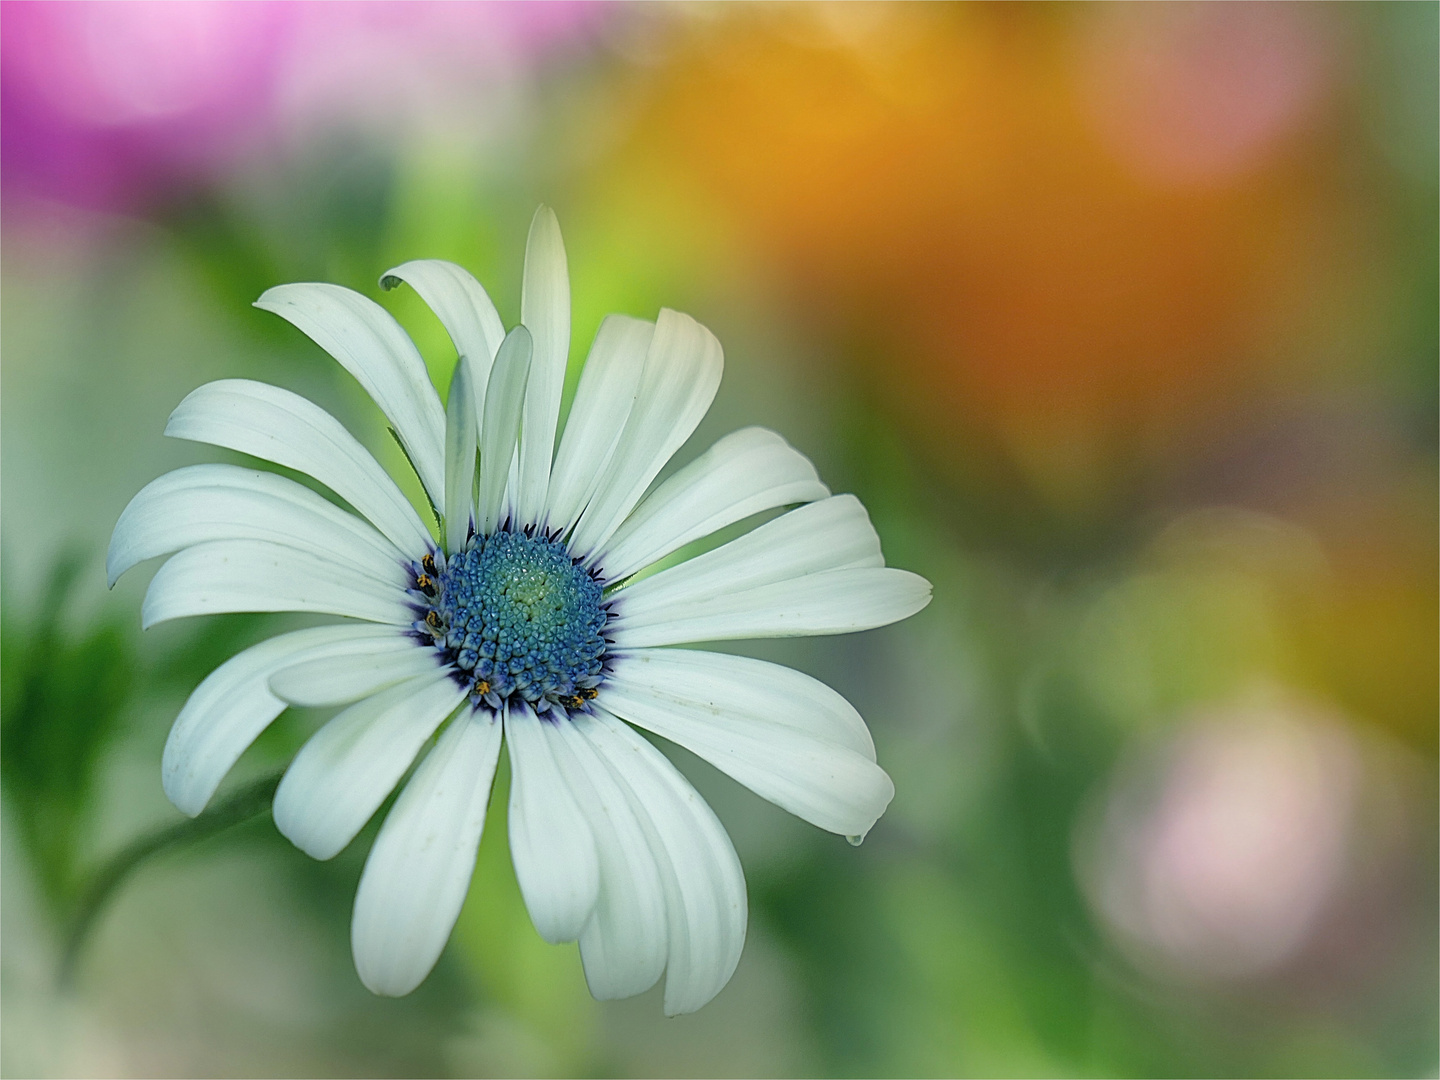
[{"xmin": 109, "ymin": 207, "xmax": 932, "ymax": 1013}]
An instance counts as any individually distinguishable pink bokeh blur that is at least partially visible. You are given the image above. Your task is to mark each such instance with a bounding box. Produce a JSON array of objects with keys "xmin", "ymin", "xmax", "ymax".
[{"xmin": 2, "ymin": 1, "xmax": 604, "ymax": 211}]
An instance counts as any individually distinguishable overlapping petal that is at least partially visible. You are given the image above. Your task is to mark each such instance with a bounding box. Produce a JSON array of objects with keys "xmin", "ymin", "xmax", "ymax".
[
  {"xmin": 612, "ymin": 494, "xmax": 883, "ymax": 607},
  {"xmin": 162, "ymin": 624, "xmax": 412, "ymax": 816},
  {"xmin": 504, "ymin": 703, "xmax": 601, "ymax": 943},
  {"xmin": 570, "ymin": 309, "xmax": 723, "ymax": 559},
  {"xmin": 108, "ymin": 463, "xmax": 406, "ymax": 590},
  {"xmin": 578, "ymin": 710, "xmax": 747, "ymax": 1016},
  {"xmin": 604, "ymin": 494, "xmax": 930, "ymax": 644},
  {"xmin": 545, "ymin": 315, "xmax": 655, "ymax": 534},
  {"xmin": 352, "ymin": 706, "xmax": 503, "ymax": 997},
  {"xmin": 607, "ymin": 566, "xmax": 932, "ymax": 647},
  {"xmin": 605, "ymin": 651, "xmax": 893, "ymax": 837},
  {"xmin": 141, "ymin": 539, "xmax": 414, "ymax": 629},
  {"xmin": 269, "ymin": 644, "xmax": 444, "ymax": 708},
  {"xmin": 273, "ymin": 672, "xmax": 467, "ymax": 861},
  {"xmin": 165, "ymin": 379, "xmax": 433, "ymax": 556},
  {"xmin": 607, "ymin": 647, "xmax": 876, "ymax": 759},
  {"xmin": 595, "ymin": 427, "xmax": 829, "ymax": 583},
  {"xmin": 548, "ymin": 722, "xmax": 668, "ymax": 999}
]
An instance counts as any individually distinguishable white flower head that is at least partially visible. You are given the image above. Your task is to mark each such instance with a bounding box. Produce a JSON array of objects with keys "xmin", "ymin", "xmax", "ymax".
[{"xmin": 109, "ymin": 207, "xmax": 932, "ymax": 1013}]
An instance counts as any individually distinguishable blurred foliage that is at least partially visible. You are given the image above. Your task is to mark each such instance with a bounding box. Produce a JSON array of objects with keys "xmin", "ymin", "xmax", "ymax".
[
  {"xmin": 59, "ymin": 770, "xmax": 283, "ymax": 985},
  {"xmin": 156, "ymin": 136, "xmax": 400, "ymax": 313},
  {"xmin": 0, "ymin": 551, "xmax": 297, "ymax": 952},
  {"xmin": 2, "ymin": 552, "xmax": 133, "ymax": 911}
]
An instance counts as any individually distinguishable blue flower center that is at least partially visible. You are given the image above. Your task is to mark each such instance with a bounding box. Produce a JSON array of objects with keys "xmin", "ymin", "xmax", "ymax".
[{"xmin": 416, "ymin": 530, "xmax": 608, "ymax": 714}]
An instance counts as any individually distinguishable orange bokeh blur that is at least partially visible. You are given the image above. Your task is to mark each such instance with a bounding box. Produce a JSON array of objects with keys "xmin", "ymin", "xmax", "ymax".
[{"xmin": 611, "ymin": 5, "xmax": 1348, "ymax": 509}]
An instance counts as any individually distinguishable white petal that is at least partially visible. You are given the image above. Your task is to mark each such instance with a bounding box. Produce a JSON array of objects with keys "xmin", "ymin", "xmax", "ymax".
[
  {"xmin": 607, "ymin": 647, "xmax": 876, "ymax": 759},
  {"xmin": 603, "ymin": 655, "xmax": 893, "ymax": 837},
  {"xmin": 166, "ymin": 379, "xmax": 433, "ymax": 556},
  {"xmin": 352, "ymin": 706, "xmax": 503, "ymax": 996},
  {"xmin": 612, "ymin": 495, "xmax": 883, "ymax": 612},
  {"xmin": 380, "ymin": 260, "xmax": 505, "ymax": 417},
  {"xmin": 162, "ymin": 624, "xmax": 405, "ymax": 817},
  {"xmin": 504, "ymin": 702, "xmax": 600, "ymax": 943},
  {"xmin": 444, "ymin": 354, "xmax": 479, "ymax": 552},
  {"xmin": 141, "ymin": 539, "xmax": 413, "ymax": 629},
  {"xmin": 514, "ymin": 206, "xmax": 570, "ymax": 526},
  {"xmin": 544, "ymin": 315, "xmax": 655, "ymax": 534},
  {"xmin": 255, "ymin": 283, "xmax": 447, "ymax": 509},
  {"xmin": 547, "ymin": 723, "xmax": 668, "ymax": 999},
  {"xmin": 608, "ymin": 567, "xmax": 933, "ymax": 647},
  {"xmin": 596, "ymin": 427, "xmax": 830, "ymax": 582},
  {"xmin": 108, "ymin": 463, "xmax": 408, "ymax": 590},
  {"xmin": 577, "ymin": 710, "xmax": 746, "ymax": 1016},
  {"xmin": 269, "ymin": 643, "xmax": 443, "ymax": 707},
  {"xmin": 273, "ymin": 672, "xmax": 466, "ymax": 860},
  {"xmin": 477, "ymin": 326, "xmax": 532, "ymax": 534},
  {"xmin": 569, "ymin": 309, "xmax": 723, "ymax": 559}
]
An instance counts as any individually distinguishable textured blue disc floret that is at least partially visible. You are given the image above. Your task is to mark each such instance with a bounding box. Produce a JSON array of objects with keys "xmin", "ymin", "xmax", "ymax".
[{"xmin": 412, "ymin": 529, "xmax": 608, "ymax": 714}]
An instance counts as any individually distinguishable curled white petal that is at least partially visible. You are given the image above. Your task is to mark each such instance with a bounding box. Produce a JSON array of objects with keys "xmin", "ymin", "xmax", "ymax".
[
  {"xmin": 380, "ymin": 259, "xmax": 505, "ymax": 415},
  {"xmin": 255, "ymin": 283, "xmax": 446, "ymax": 509},
  {"xmin": 352, "ymin": 706, "xmax": 503, "ymax": 996},
  {"xmin": 273, "ymin": 672, "xmax": 466, "ymax": 860}
]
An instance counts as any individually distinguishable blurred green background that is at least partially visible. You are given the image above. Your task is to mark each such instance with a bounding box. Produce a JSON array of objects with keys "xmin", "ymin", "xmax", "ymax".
[{"xmin": 2, "ymin": 3, "xmax": 1435, "ymax": 1076}]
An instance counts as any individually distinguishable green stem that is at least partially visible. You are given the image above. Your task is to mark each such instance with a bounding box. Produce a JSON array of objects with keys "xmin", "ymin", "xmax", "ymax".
[{"xmin": 58, "ymin": 769, "xmax": 285, "ymax": 987}]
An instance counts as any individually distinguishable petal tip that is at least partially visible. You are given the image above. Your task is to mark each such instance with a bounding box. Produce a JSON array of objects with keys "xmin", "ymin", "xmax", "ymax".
[
  {"xmin": 160, "ymin": 772, "xmax": 208, "ymax": 819},
  {"xmin": 355, "ymin": 960, "xmax": 424, "ymax": 998}
]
